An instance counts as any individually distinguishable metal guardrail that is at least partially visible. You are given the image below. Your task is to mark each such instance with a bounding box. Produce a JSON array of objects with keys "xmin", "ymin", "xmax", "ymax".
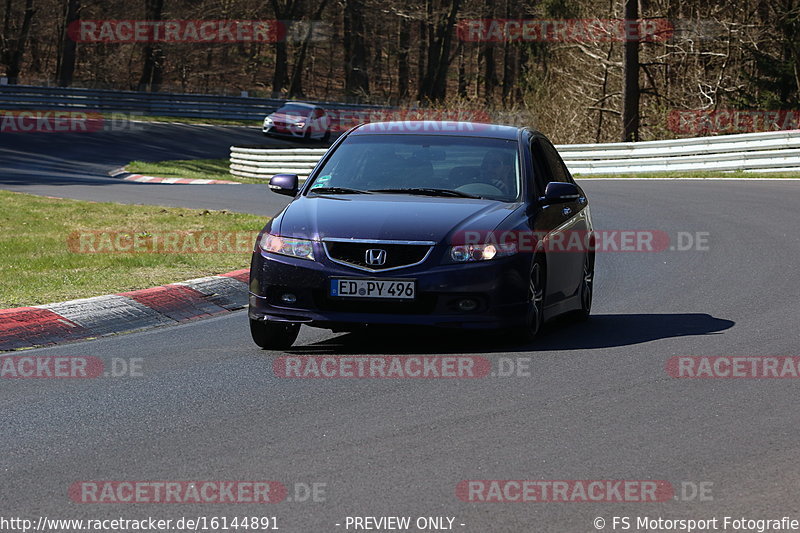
[
  {"xmin": 230, "ymin": 130, "xmax": 800, "ymax": 179},
  {"xmin": 0, "ymin": 84, "xmax": 382, "ymax": 121},
  {"xmin": 560, "ymin": 130, "xmax": 800, "ymax": 174}
]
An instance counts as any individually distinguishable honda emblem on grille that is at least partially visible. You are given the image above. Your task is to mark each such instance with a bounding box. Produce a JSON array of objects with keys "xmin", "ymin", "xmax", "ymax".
[{"xmin": 365, "ymin": 249, "xmax": 387, "ymax": 266}]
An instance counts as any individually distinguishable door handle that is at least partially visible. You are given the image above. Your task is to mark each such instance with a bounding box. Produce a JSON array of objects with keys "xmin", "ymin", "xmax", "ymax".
[{"xmin": 562, "ymin": 207, "xmax": 572, "ymax": 217}]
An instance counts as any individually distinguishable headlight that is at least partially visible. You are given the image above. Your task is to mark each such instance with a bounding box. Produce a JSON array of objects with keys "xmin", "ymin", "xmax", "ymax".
[
  {"xmin": 264, "ymin": 117, "xmax": 273, "ymax": 124},
  {"xmin": 260, "ymin": 234, "xmax": 315, "ymax": 260},
  {"xmin": 449, "ymin": 243, "xmax": 516, "ymax": 262},
  {"xmin": 294, "ymin": 121, "xmax": 306, "ymax": 127}
]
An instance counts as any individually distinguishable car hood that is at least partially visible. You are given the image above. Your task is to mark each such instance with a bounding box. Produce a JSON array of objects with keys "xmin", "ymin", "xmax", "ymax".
[
  {"xmin": 274, "ymin": 194, "xmax": 518, "ymax": 243},
  {"xmin": 268, "ymin": 112, "xmax": 307, "ymax": 122}
]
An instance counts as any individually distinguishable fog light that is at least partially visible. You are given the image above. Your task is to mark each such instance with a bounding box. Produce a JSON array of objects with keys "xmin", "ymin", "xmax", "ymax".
[
  {"xmin": 281, "ymin": 293, "xmax": 297, "ymax": 304},
  {"xmin": 457, "ymin": 299, "xmax": 478, "ymax": 312}
]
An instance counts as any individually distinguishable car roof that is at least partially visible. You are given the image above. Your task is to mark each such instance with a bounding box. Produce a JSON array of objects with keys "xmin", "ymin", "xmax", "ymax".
[{"xmin": 349, "ymin": 121, "xmax": 522, "ymax": 140}]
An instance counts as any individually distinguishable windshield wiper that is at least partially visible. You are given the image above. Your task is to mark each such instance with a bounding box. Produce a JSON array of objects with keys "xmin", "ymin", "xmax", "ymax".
[
  {"xmin": 308, "ymin": 186, "xmax": 371, "ymax": 195},
  {"xmin": 368, "ymin": 188, "xmax": 482, "ymax": 199}
]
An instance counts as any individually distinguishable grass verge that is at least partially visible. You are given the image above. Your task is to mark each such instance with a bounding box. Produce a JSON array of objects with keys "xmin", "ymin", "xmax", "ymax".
[
  {"xmin": 120, "ymin": 114, "xmax": 261, "ymax": 127},
  {"xmin": 0, "ymin": 190, "xmax": 267, "ymax": 308}
]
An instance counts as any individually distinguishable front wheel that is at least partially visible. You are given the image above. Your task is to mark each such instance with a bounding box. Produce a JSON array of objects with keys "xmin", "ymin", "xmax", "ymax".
[
  {"xmin": 510, "ymin": 256, "xmax": 546, "ymax": 342},
  {"xmin": 250, "ymin": 319, "xmax": 300, "ymax": 350},
  {"xmin": 574, "ymin": 252, "xmax": 594, "ymax": 322}
]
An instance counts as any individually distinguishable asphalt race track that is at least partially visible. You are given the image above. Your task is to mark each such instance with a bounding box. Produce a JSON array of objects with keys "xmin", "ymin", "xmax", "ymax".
[
  {"xmin": 0, "ymin": 123, "xmax": 292, "ymax": 214},
  {"xmin": 1, "ymin": 125, "xmax": 799, "ymax": 531}
]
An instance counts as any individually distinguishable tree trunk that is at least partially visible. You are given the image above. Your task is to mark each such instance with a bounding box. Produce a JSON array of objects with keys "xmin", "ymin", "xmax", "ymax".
[
  {"xmin": 480, "ymin": 0, "xmax": 497, "ymax": 104},
  {"xmin": 269, "ymin": 0, "xmax": 291, "ymax": 96},
  {"xmin": 397, "ymin": 17, "xmax": 410, "ymax": 100},
  {"xmin": 416, "ymin": 17, "xmax": 427, "ymax": 99},
  {"xmin": 430, "ymin": 0, "xmax": 460, "ymax": 100},
  {"xmin": 4, "ymin": 0, "xmax": 34, "ymax": 83},
  {"xmin": 417, "ymin": 0, "xmax": 434, "ymax": 100},
  {"xmin": 1, "ymin": 0, "xmax": 14, "ymax": 73},
  {"xmin": 514, "ymin": 44, "xmax": 527, "ymax": 103},
  {"xmin": 343, "ymin": 0, "xmax": 368, "ymax": 100},
  {"xmin": 621, "ymin": 0, "xmax": 640, "ymax": 141},
  {"xmin": 137, "ymin": 0, "xmax": 164, "ymax": 92},
  {"xmin": 271, "ymin": 41, "xmax": 288, "ymax": 96},
  {"xmin": 288, "ymin": 0, "xmax": 329, "ymax": 98},
  {"xmin": 419, "ymin": 0, "xmax": 460, "ymax": 102},
  {"xmin": 56, "ymin": 0, "xmax": 80, "ymax": 87},
  {"xmin": 481, "ymin": 44, "xmax": 497, "ymax": 103},
  {"xmin": 457, "ymin": 42, "xmax": 466, "ymax": 97},
  {"xmin": 501, "ymin": 0, "xmax": 514, "ymax": 104}
]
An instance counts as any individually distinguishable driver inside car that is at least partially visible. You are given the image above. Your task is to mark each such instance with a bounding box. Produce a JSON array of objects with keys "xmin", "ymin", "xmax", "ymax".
[{"xmin": 479, "ymin": 149, "xmax": 515, "ymax": 195}]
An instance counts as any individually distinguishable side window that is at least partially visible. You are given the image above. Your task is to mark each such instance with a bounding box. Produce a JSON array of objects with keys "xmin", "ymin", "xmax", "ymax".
[
  {"xmin": 528, "ymin": 139, "xmax": 549, "ymax": 196},
  {"xmin": 535, "ymin": 138, "xmax": 571, "ymax": 183}
]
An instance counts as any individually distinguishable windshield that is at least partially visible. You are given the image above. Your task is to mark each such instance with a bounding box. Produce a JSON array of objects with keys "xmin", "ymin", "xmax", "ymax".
[
  {"xmin": 307, "ymin": 135, "xmax": 521, "ymax": 201},
  {"xmin": 274, "ymin": 104, "xmax": 312, "ymax": 116}
]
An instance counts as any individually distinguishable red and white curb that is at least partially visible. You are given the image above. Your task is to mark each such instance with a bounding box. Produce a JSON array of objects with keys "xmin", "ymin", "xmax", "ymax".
[
  {"xmin": 0, "ymin": 269, "xmax": 250, "ymax": 351},
  {"xmin": 109, "ymin": 167, "xmax": 241, "ymax": 185}
]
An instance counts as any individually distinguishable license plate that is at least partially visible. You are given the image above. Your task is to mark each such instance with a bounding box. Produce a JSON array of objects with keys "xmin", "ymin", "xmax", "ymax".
[{"xmin": 331, "ymin": 279, "xmax": 415, "ymax": 299}]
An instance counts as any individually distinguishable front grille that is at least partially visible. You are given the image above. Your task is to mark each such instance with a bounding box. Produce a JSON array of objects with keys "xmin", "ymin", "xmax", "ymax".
[
  {"xmin": 314, "ymin": 291, "xmax": 437, "ymax": 314},
  {"xmin": 323, "ymin": 240, "xmax": 433, "ymax": 271}
]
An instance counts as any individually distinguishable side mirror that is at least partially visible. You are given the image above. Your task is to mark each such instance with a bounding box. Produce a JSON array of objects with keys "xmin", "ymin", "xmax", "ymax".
[
  {"xmin": 268, "ymin": 174, "xmax": 299, "ymax": 196},
  {"xmin": 539, "ymin": 182, "xmax": 579, "ymax": 205}
]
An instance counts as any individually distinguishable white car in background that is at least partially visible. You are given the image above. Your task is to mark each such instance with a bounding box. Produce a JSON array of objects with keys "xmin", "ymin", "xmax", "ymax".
[{"xmin": 262, "ymin": 102, "xmax": 331, "ymax": 142}]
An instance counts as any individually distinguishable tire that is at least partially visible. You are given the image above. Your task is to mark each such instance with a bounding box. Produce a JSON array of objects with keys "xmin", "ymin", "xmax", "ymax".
[
  {"xmin": 322, "ymin": 128, "xmax": 331, "ymax": 143},
  {"xmin": 250, "ymin": 319, "xmax": 300, "ymax": 350},
  {"xmin": 303, "ymin": 128, "xmax": 312, "ymax": 141},
  {"xmin": 574, "ymin": 252, "xmax": 594, "ymax": 322},
  {"xmin": 511, "ymin": 255, "xmax": 546, "ymax": 342}
]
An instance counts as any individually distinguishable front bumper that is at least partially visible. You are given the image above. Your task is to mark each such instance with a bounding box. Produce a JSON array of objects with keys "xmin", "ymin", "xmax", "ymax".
[
  {"xmin": 262, "ymin": 123, "xmax": 305, "ymax": 137},
  {"xmin": 248, "ymin": 246, "xmax": 530, "ymax": 330}
]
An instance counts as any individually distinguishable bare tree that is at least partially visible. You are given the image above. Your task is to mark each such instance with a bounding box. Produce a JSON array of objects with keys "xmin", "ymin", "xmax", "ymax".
[
  {"xmin": 269, "ymin": 0, "xmax": 302, "ymax": 97},
  {"xmin": 137, "ymin": 0, "xmax": 164, "ymax": 91},
  {"xmin": 343, "ymin": 0, "xmax": 368, "ymax": 100},
  {"xmin": 397, "ymin": 14, "xmax": 410, "ymax": 100},
  {"xmin": 418, "ymin": 0, "xmax": 460, "ymax": 101},
  {"xmin": 288, "ymin": 0, "xmax": 329, "ymax": 97},
  {"xmin": 1, "ymin": 0, "xmax": 35, "ymax": 83},
  {"xmin": 56, "ymin": 0, "xmax": 80, "ymax": 86},
  {"xmin": 621, "ymin": 0, "xmax": 640, "ymax": 141}
]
